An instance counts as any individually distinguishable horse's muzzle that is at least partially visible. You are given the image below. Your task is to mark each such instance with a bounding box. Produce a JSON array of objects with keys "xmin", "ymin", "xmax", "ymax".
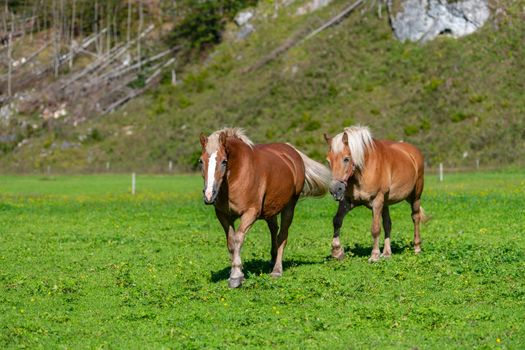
[
  {"xmin": 203, "ymin": 188, "xmax": 218, "ymax": 205},
  {"xmin": 330, "ymin": 180, "xmax": 346, "ymax": 201}
]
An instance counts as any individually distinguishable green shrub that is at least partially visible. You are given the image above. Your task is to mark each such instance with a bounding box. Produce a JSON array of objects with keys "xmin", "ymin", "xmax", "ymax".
[
  {"xmin": 404, "ymin": 124, "xmax": 419, "ymax": 136},
  {"xmin": 304, "ymin": 120, "xmax": 321, "ymax": 131},
  {"xmin": 450, "ymin": 111, "xmax": 470, "ymax": 123},
  {"xmin": 169, "ymin": 0, "xmax": 259, "ymax": 53}
]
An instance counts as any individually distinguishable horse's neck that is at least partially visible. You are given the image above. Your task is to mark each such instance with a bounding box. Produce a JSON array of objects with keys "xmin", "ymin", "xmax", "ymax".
[
  {"xmin": 226, "ymin": 139, "xmax": 254, "ymax": 182},
  {"xmin": 215, "ymin": 139, "xmax": 254, "ymax": 211},
  {"xmin": 351, "ymin": 147, "xmax": 375, "ymax": 186}
]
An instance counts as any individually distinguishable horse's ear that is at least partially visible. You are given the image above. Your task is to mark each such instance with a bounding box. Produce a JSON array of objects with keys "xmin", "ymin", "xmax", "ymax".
[
  {"xmin": 199, "ymin": 133, "xmax": 207, "ymax": 149},
  {"xmin": 219, "ymin": 132, "xmax": 227, "ymax": 146},
  {"xmin": 323, "ymin": 133, "xmax": 332, "ymax": 145},
  {"xmin": 342, "ymin": 132, "xmax": 349, "ymax": 146}
]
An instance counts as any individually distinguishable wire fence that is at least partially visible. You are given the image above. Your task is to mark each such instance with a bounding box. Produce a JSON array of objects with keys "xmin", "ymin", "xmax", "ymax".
[{"xmin": 2, "ymin": 159, "xmax": 523, "ymax": 177}]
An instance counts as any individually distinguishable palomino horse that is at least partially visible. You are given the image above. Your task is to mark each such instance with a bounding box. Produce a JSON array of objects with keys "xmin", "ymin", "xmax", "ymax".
[
  {"xmin": 323, "ymin": 126, "xmax": 427, "ymax": 262},
  {"xmin": 199, "ymin": 128, "xmax": 331, "ymax": 288}
]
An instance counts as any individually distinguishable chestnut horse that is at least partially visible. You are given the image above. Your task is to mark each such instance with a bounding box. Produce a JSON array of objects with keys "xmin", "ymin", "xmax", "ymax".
[
  {"xmin": 199, "ymin": 128, "xmax": 331, "ymax": 288},
  {"xmin": 323, "ymin": 126, "xmax": 427, "ymax": 262}
]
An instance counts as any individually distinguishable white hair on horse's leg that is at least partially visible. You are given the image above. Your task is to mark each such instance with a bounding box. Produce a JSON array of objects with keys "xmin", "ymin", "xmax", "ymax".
[{"xmin": 205, "ymin": 151, "xmax": 217, "ymax": 200}]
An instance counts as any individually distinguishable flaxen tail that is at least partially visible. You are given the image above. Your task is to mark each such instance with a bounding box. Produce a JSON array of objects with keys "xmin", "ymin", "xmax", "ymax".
[{"xmin": 289, "ymin": 146, "xmax": 331, "ymax": 198}]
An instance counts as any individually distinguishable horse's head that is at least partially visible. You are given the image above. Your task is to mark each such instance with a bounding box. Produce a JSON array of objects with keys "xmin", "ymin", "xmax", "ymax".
[
  {"xmin": 199, "ymin": 131, "xmax": 229, "ymax": 205},
  {"xmin": 324, "ymin": 132, "xmax": 356, "ymax": 201}
]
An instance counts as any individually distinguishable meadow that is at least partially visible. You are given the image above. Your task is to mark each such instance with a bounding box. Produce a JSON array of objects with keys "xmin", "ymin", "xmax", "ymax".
[{"xmin": 0, "ymin": 171, "xmax": 524, "ymax": 348}]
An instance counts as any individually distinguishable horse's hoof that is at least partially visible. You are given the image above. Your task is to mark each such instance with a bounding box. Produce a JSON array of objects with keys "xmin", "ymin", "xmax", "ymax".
[
  {"xmin": 270, "ymin": 271, "xmax": 282, "ymax": 278},
  {"xmin": 414, "ymin": 247, "xmax": 422, "ymax": 254},
  {"xmin": 331, "ymin": 247, "xmax": 345, "ymax": 261},
  {"xmin": 332, "ymin": 251, "xmax": 345, "ymax": 261},
  {"xmin": 228, "ymin": 276, "xmax": 244, "ymax": 288},
  {"xmin": 380, "ymin": 253, "xmax": 392, "ymax": 259},
  {"xmin": 368, "ymin": 256, "xmax": 380, "ymax": 263}
]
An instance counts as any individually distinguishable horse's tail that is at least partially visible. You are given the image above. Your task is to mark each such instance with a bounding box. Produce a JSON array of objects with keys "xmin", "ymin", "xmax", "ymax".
[
  {"xmin": 420, "ymin": 206, "xmax": 431, "ymax": 223},
  {"xmin": 289, "ymin": 145, "xmax": 331, "ymax": 198}
]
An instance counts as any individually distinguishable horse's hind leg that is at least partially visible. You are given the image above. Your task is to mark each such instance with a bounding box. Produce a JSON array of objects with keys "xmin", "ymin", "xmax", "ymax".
[
  {"xmin": 411, "ymin": 197, "xmax": 422, "ymax": 254},
  {"xmin": 332, "ymin": 199, "xmax": 351, "ymax": 260},
  {"xmin": 271, "ymin": 197, "xmax": 298, "ymax": 278},
  {"xmin": 381, "ymin": 206, "xmax": 392, "ymax": 258},
  {"xmin": 266, "ymin": 216, "xmax": 279, "ymax": 266}
]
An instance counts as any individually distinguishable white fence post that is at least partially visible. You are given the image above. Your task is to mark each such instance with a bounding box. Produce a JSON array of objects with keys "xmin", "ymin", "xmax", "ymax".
[
  {"xmin": 169, "ymin": 160, "xmax": 173, "ymax": 172},
  {"xmin": 171, "ymin": 70, "xmax": 176, "ymax": 86},
  {"xmin": 131, "ymin": 172, "xmax": 136, "ymax": 195},
  {"xmin": 439, "ymin": 163, "xmax": 443, "ymax": 182}
]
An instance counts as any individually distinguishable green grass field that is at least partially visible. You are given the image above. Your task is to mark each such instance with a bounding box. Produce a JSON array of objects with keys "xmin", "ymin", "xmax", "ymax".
[{"xmin": 1, "ymin": 171, "xmax": 524, "ymax": 348}]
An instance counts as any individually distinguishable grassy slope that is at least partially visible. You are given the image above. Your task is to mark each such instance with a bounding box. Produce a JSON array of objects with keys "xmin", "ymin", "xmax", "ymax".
[
  {"xmin": 0, "ymin": 171, "xmax": 524, "ymax": 348},
  {"xmin": 1, "ymin": 0, "xmax": 524, "ymax": 172}
]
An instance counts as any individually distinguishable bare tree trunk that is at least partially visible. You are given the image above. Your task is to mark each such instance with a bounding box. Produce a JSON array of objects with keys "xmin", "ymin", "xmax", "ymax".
[
  {"xmin": 127, "ymin": 0, "xmax": 131, "ymax": 44},
  {"xmin": 43, "ymin": 0, "xmax": 48, "ymax": 38},
  {"xmin": 106, "ymin": 0, "xmax": 111, "ymax": 54},
  {"xmin": 3, "ymin": 0, "xmax": 7, "ymax": 34},
  {"xmin": 113, "ymin": 5, "xmax": 117, "ymax": 47},
  {"xmin": 69, "ymin": 0, "xmax": 76, "ymax": 69},
  {"xmin": 94, "ymin": 0, "xmax": 100, "ymax": 56},
  {"xmin": 36, "ymin": 1, "xmax": 40, "ymax": 35},
  {"xmin": 78, "ymin": 0, "xmax": 83, "ymax": 38},
  {"xmin": 30, "ymin": 4, "xmax": 35, "ymax": 42},
  {"xmin": 53, "ymin": 0, "xmax": 60, "ymax": 77},
  {"xmin": 7, "ymin": 33, "xmax": 13, "ymax": 97},
  {"xmin": 60, "ymin": 0, "xmax": 65, "ymax": 43},
  {"xmin": 137, "ymin": 0, "xmax": 143, "ymax": 72},
  {"xmin": 22, "ymin": 0, "xmax": 29, "ymax": 39},
  {"xmin": 7, "ymin": 14, "xmax": 13, "ymax": 97}
]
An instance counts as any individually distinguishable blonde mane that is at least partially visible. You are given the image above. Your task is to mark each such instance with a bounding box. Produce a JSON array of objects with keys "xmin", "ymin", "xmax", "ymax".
[
  {"xmin": 331, "ymin": 125, "xmax": 374, "ymax": 169},
  {"xmin": 206, "ymin": 127, "xmax": 254, "ymax": 154}
]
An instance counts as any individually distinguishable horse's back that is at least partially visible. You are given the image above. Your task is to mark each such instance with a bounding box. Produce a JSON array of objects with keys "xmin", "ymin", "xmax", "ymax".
[
  {"xmin": 255, "ymin": 143, "xmax": 304, "ymax": 187},
  {"xmin": 389, "ymin": 141, "xmax": 424, "ymax": 166}
]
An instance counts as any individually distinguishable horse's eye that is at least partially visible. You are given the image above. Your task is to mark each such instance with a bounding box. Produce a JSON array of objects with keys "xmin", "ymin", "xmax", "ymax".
[
  {"xmin": 343, "ymin": 157, "xmax": 351, "ymax": 164},
  {"xmin": 221, "ymin": 159, "xmax": 228, "ymax": 166},
  {"xmin": 198, "ymin": 158, "xmax": 203, "ymax": 165}
]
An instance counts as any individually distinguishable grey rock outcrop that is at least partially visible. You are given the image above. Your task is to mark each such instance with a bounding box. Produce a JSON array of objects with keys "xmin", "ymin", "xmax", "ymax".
[
  {"xmin": 297, "ymin": 0, "xmax": 334, "ymax": 15},
  {"xmin": 235, "ymin": 10, "xmax": 254, "ymax": 26},
  {"xmin": 388, "ymin": 0, "xmax": 490, "ymax": 42},
  {"xmin": 234, "ymin": 10, "xmax": 256, "ymax": 40}
]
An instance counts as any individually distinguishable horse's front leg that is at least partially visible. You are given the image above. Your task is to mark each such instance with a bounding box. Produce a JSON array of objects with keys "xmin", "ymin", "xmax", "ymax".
[
  {"xmin": 228, "ymin": 208, "xmax": 258, "ymax": 288},
  {"xmin": 215, "ymin": 209, "xmax": 235, "ymax": 260},
  {"xmin": 369, "ymin": 195, "xmax": 384, "ymax": 263},
  {"xmin": 331, "ymin": 199, "xmax": 351, "ymax": 260}
]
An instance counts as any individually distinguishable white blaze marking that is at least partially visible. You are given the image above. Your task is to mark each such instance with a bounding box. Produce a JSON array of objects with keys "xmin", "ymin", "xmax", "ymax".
[{"xmin": 205, "ymin": 152, "xmax": 217, "ymax": 200}]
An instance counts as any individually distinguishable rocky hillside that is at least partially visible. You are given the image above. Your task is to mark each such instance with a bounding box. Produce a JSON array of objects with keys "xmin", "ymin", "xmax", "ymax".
[{"xmin": 1, "ymin": 0, "xmax": 524, "ymax": 173}]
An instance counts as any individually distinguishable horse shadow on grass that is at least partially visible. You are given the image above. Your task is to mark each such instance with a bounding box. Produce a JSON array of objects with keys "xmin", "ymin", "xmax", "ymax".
[
  {"xmin": 211, "ymin": 242, "xmax": 416, "ymax": 282},
  {"xmin": 210, "ymin": 258, "xmax": 321, "ymax": 283},
  {"xmin": 343, "ymin": 240, "xmax": 414, "ymax": 258}
]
